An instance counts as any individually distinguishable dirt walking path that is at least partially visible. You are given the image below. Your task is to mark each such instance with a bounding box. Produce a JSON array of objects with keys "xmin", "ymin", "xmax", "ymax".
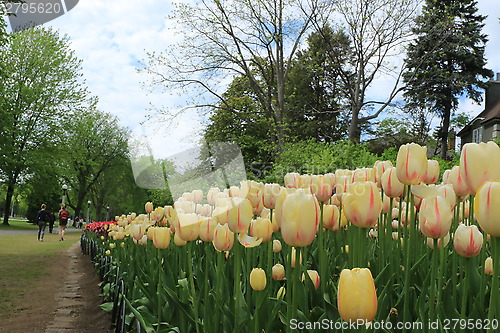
[{"xmin": 1, "ymin": 242, "xmax": 113, "ymax": 333}]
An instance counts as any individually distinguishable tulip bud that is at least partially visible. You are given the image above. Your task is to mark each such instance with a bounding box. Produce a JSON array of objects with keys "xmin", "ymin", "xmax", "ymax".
[
  {"xmin": 109, "ymin": 243, "xmax": 116, "ymax": 249},
  {"xmin": 419, "ymin": 196, "xmax": 452, "ymax": 239},
  {"xmin": 474, "ymin": 181, "xmax": 500, "ymax": 237},
  {"xmin": 485, "ymin": 257, "xmax": 494, "ymax": 275},
  {"xmin": 153, "ymin": 227, "xmax": 171, "ymax": 249},
  {"xmin": 460, "ymin": 142, "xmax": 500, "ymax": 194},
  {"xmin": 322, "ymin": 204, "xmax": 340, "ymax": 231},
  {"xmin": 422, "ymin": 160, "xmax": 440, "ymax": 184},
  {"xmin": 250, "ymin": 268, "xmax": 266, "ymax": 291},
  {"xmin": 277, "ymin": 286, "xmax": 286, "ymax": 299},
  {"xmin": 272, "ymin": 239, "xmax": 282, "ymax": 253},
  {"xmin": 145, "ymin": 202, "xmax": 154, "ymax": 214},
  {"xmin": 343, "ymin": 182, "xmax": 382, "ymax": 228},
  {"xmin": 453, "ymin": 224, "xmax": 483, "ymax": 257},
  {"xmin": 272, "ymin": 263, "xmax": 285, "ymax": 280},
  {"xmin": 302, "ymin": 269, "xmax": 320, "ymax": 290},
  {"xmin": 337, "ymin": 268, "xmax": 377, "ymax": 322},
  {"xmin": 212, "ymin": 224, "xmax": 235, "ymax": 252},
  {"xmin": 105, "ymin": 250, "xmax": 111, "ymax": 256},
  {"xmin": 281, "ymin": 190, "xmax": 320, "ymax": 247},
  {"xmin": 396, "ymin": 143, "xmax": 428, "ymax": 185}
]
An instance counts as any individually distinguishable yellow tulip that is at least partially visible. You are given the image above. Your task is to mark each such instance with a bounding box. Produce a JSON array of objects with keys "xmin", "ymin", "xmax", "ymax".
[
  {"xmin": 239, "ymin": 180, "xmax": 263, "ymax": 207},
  {"xmin": 337, "ymin": 268, "xmax": 377, "ymax": 322},
  {"xmin": 199, "ymin": 217, "xmax": 217, "ymax": 242},
  {"xmin": 322, "ymin": 204, "xmax": 340, "ymax": 231},
  {"xmin": 227, "ymin": 197, "xmax": 253, "ymax": 233},
  {"xmin": 249, "ymin": 217, "xmax": 273, "ymax": 242},
  {"xmin": 174, "ymin": 231, "xmax": 187, "ymax": 246},
  {"xmin": 342, "ymin": 182, "xmax": 382, "ymax": 228},
  {"xmin": 419, "ymin": 196, "xmax": 452, "ymax": 239},
  {"xmin": 302, "ymin": 269, "xmax": 320, "ymax": 290},
  {"xmin": 474, "ymin": 181, "xmax": 500, "ymax": 237},
  {"xmin": 281, "ymin": 190, "xmax": 320, "ymax": 247},
  {"xmin": 460, "ymin": 141, "xmax": 500, "ymax": 194},
  {"xmin": 284, "ymin": 172, "xmax": 300, "ymax": 188},
  {"xmin": 396, "ymin": 143, "xmax": 428, "ymax": 185},
  {"xmin": 145, "ymin": 202, "xmax": 154, "ymax": 214},
  {"xmin": 272, "ymin": 239, "xmax": 282, "ymax": 253},
  {"xmin": 105, "ymin": 250, "xmax": 111, "ymax": 256},
  {"xmin": 421, "ymin": 160, "xmax": 440, "ymax": 184},
  {"xmin": 453, "ymin": 224, "xmax": 483, "ymax": 257},
  {"xmin": 153, "ymin": 227, "xmax": 171, "ymax": 249},
  {"xmin": 277, "ymin": 286, "xmax": 286, "ymax": 299},
  {"xmin": 250, "ymin": 268, "xmax": 266, "ymax": 291},
  {"xmin": 352, "ymin": 168, "xmax": 375, "ymax": 183},
  {"xmin": 310, "ymin": 174, "xmax": 334, "ymax": 202},
  {"xmin": 485, "ymin": 257, "xmax": 494, "ymax": 275},
  {"xmin": 129, "ymin": 224, "xmax": 144, "ymax": 241},
  {"xmin": 263, "ymin": 183, "xmax": 282, "ymax": 209},
  {"xmin": 176, "ymin": 213, "xmax": 201, "ymax": 241},
  {"xmin": 374, "ymin": 160, "xmax": 393, "ymax": 186},
  {"xmin": 272, "ymin": 263, "xmax": 285, "ymax": 281},
  {"xmin": 212, "ymin": 223, "xmax": 234, "ymax": 252}
]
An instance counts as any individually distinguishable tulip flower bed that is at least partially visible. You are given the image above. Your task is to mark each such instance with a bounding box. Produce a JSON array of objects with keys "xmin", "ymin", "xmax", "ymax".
[{"xmin": 85, "ymin": 141, "xmax": 500, "ymax": 333}]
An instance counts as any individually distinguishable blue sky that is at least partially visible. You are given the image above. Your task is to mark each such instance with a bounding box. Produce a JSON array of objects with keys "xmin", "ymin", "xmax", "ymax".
[{"xmin": 4, "ymin": 0, "xmax": 500, "ymax": 158}]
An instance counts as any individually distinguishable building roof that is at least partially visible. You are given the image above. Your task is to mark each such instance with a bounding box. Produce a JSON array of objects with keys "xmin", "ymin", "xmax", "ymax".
[{"xmin": 458, "ymin": 94, "xmax": 500, "ymax": 137}]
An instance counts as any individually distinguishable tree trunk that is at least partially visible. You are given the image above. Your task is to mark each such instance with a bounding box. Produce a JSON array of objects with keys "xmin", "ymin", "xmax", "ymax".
[
  {"xmin": 2, "ymin": 182, "xmax": 15, "ymax": 225},
  {"xmin": 440, "ymin": 101, "xmax": 452, "ymax": 160},
  {"xmin": 348, "ymin": 107, "xmax": 361, "ymax": 142}
]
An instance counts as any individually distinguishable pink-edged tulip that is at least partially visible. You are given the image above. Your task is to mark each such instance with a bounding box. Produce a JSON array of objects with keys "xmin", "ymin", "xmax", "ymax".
[
  {"xmin": 151, "ymin": 207, "xmax": 165, "ymax": 223},
  {"xmin": 396, "ymin": 143, "xmax": 428, "ymax": 185},
  {"xmin": 152, "ymin": 227, "xmax": 171, "ymax": 249},
  {"xmin": 419, "ymin": 196, "xmax": 452, "ymax": 239},
  {"xmin": 227, "ymin": 197, "xmax": 253, "ymax": 233},
  {"xmin": 460, "ymin": 141, "xmax": 500, "ymax": 194},
  {"xmin": 199, "ymin": 217, "xmax": 217, "ymax": 242},
  {"xmin": 281, "ymin": 190, "xmax": 320, "ymax": 247},
  {"xmin": 145, "ymin": 202, "xmax": 154, "ymax": 214},
  {"xmin": 272, "ymin": 239, "xmax": 282, "ymax": 253},
  {"xmin": 263, "ymin": 183, "xmax": 282, "ymax": 209},
  {"xmin": 337, "ymin": 268, "xmax": 378, "ymax": 322},
  {"xmin": 249, "ymin": 217, "xmax": 273, "ymax": 242},
  {"xmin": 302, "ymin": 269, "xmax": 320, "ymax": 290},
  {"xmin": 192, "ymin": 189, "xmax": 203, "ymax": 204},
  {"xmin": 453, "ymin": 224, "xmax": 483, "ymax": 257},
  {"xmin": 352, "ymin": 168, "xmax": 375, "ymax": 183},
  {"xmin": 238, "ymin": 233, "xmax": 263, "ymax": 248},
  {"xmin": 174, "ymin": 231, "xmax": 187, "ymax": 246},
  {"xmin": 485, "ymin": 257, "xmax": 494, "ymax": 275},
  {"xmin": 448, "ymin": 166, "xmax": 470, "ymax": 197},
  {"xmin": 422, "ymin": 160, "xmax": 440, "ymax": 184},
  {"xmin": 335, "ymin": 175, "xmax": 352, "ymax": 202},
  {"xmin": 273, "ymin": 189, "xmax": 288, "ymax": 228},
  {"xmin": 298, "ymin": 174, "xmax": 312, "ymax": 189},
  {"xmin": 207, "ymin": 188, "xmax": 220, "ymax": 205},
  {"xmin": 474, "ymin": 181, "xmax": 500, "ymax": 237},
  {"xmin": 272, "ymin": 263, "xmax": 285, "ymax": 280},
  {"xmin": 284, "ymin": 172, "xmax": 300, "ymax": 188},
  {"xmin": 250, "ymin": 268, "xmax": 266, "ymax": 291},
  {"xmin": 240, "ymin": 180, "xmax": 263, "ymax": 207},
  {"xmin": 374, "ymin": 160, "xmax": 393, "ymax": 186},
  {"xmin": 311, "ymin": 174, "xmax": 335, "ymax": 202},
  {"xmin": 212, "ymin": 200, "xmax": 230, "ymax": 225},
  {"xmin": 129, "ymin": 224, "xmax": 144, "ymax": 241},
  {"xmin": 176, "ymin": 213, "xmax": 201, "ymax": 241},
  {"xmin": 426, "ymin": 233, "xmax": 450, "ymax": 249},
  {"xmin": 343, "ymin": 182, "xmax": 382, "ymax": 228},
  {"xmin": 212, "ymin": 223, "xmax": 234, "ymax": 252},
  {"xmin": 322, "ymin": 204, "xmax": 340, "ymax": 231}
]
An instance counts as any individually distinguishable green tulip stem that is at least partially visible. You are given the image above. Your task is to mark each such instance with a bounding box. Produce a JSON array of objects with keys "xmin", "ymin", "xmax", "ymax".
[
  {"xmin": 402, "ymin": 185, "xmax": 414, "ymax": 328},
  {"xmin": 318, "ymin": 203, "xmax": 326, "ymax": 302},
  {"xmin": 461, "ymin": 257, "xmax": 472, "ymax": 319},
  {"xmin": 286, "ymin": 246, "xmax": 293, "ymax": 333},
  {"xmin": 234, "ymin": 236, "xmax": 242, "ymax": 330},
  {"xmin": 488, "ymin": 237, "xmax": 500, "ymax": 327},
  {"xmin": 430, "ymin": 239, "xmax": 439, "ymax": 322},
  {"xmin": 437, "ymin": 236, "xmax": 445, "ymax": 321},
  {"xmin": 292, "ymin": 247, "xmax": 300, "ymax": 323},
  {"xmin": 187, "ymin": 242, "xmax": 200, "ymax": 333},
  {"xmin": 215, "ymin": 251, "xmax": 224, "ymax": 332},
  {"xmin": 156, "ymin": 247, "xmax": 162, "ymax": 333},
  {"xmin": 204, "ymin": 242, "xmax": 211, "ymax": 329}
]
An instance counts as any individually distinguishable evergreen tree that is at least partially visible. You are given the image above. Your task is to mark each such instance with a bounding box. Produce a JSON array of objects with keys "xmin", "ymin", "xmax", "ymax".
[{"xmin": 403, "ymin": 0, "xmax": 492, "ymax": 159}]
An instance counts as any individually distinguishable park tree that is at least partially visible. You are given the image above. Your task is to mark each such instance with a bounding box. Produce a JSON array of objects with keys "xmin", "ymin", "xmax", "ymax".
[
  {"xmin": 0, "ymin": 27, "xmax": 89, "ymax": 225},
  {"xmin": 145, "ymin": 0, "xmax": 325, "ymax": 156},
  {"xmin": 59, "ymin": 108, "xmax": 130, "ymax": 219},
  {"xmin": 312, "ymin": 0, "xmax": 421, "ymax": 142},
  {"xmin": 403, "ymin": 0, "xmax": 492, "ymax": 159}
]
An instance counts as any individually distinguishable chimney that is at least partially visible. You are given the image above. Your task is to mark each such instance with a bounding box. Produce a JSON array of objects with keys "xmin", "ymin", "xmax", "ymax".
[
  {"xmin": 497, "ymin": 73, "xmax": 500, "ymax": 81},
  {"xmin": 486, "ymin": 74, "xmax": 500, "ymax": 110}
]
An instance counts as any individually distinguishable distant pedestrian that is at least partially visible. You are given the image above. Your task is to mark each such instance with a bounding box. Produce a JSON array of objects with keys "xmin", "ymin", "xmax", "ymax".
[
  {"xmin": 36, "ymin": 204, "xmax": 50, "ymax": 241},
  {"xmin": 58, "ymin": 204, "xmax": 70, "ymax": 241},
  {"xmin": 48, "ymin": 212, "xmax": 56, "ymax": 233}
]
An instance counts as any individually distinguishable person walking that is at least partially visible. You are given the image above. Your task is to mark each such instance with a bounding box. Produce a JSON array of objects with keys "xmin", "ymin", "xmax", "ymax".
[
  {"xmin": 36, "ymin": 204, "xmax": 50, "ymax": 242},
  {"xmin": 58, "ymin": 204, "xmax": 70, "ymax": 241},
  {"xmin": 48, "ymin": 211, "xmax": 56, "ymax": 233}
]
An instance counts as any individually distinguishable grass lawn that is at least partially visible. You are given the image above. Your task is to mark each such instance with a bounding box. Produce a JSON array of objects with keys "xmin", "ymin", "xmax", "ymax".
[
  {"xmin": 0, "ymin": 219, "xmax": 66, "ymax": 231},
  {"xmin": 0, "ymin": 232, "xmax": 82, "ymax": 320}
]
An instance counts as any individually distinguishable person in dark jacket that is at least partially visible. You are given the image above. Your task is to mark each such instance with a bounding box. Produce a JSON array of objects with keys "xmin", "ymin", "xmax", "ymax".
[
  {"xmin": 48, "ymin": 212, "xmax": 56, "ymax": 233},
  {"xmin": 36, "ymin": 204, "xmax": 50, "ymax": 241}
]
